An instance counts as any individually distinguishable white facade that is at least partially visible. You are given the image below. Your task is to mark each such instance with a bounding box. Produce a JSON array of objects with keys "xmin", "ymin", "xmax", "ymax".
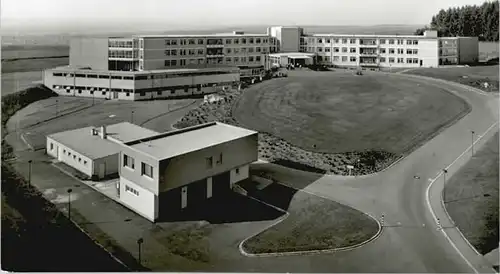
[
  {"xmin": 119, "ymin": 176, "xmax": 158, "ymax": 221},
  {"xmin": 47, "ymin": 137, "xmax": 95, "ymax": 177}
]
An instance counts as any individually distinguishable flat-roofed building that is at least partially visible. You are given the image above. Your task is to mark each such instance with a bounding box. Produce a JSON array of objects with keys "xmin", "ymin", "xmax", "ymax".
[
  {"xmin": 118, "ymin": 122, "xmax": 258, "ymax": 221},
  {"xmin": 46, "ymin": 122, "xmax": 159, "ymax": 180},
  {"xmin": 439, "ymin": 37, "xmax": 479, "ymax": 65}
]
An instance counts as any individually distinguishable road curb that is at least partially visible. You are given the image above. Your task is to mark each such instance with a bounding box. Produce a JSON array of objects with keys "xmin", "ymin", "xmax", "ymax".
[{"xmin": 238, "ymin": 181, "xmax": 383, "ymax": 258}]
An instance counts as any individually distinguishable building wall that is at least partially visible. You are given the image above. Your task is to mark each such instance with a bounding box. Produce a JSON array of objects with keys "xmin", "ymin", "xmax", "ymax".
[
  {"xmin": 93, "ymin": 153, "xmax": 119, "ymax": 178},
  {"xmin": 229, "ymin": 164, "xmax": 249, "ymax": 187},
  {"xmin": 46, "ymin": 137, "xmax": 93, "ymax": 177},
  {"xmin": 118, "ymin": 148, "xmax": 160, "ymax": 195},
  {"xmin": 458, "ymin": 37, "xmax": 479, "ymax": 64},
  {"xmin": 270, "ymin": 27, "xmax": 302, "ymax": 53},
  {"xmin": 70, "ymin": 37, "xmax": 109, "ymax": 70},
  {"xmin": 415, "ymin": 39, "xmax": 439, "ymax": 68},
  {"xmin": 119, "ymin": 176, "xmax": 158, "ymax": 222},
  {"xmin": 158, "ymin": 133, "xmax": 258, "ymax": 192}
]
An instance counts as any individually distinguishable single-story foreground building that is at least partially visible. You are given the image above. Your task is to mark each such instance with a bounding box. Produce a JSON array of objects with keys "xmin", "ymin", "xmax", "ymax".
[{"xmin": 46, "ymin": 121, "xmax": 258, "ymax": 222}]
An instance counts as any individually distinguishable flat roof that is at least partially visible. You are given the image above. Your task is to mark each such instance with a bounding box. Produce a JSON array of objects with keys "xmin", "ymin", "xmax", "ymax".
[
  {"xmin": 47, "ymin": 122, "xmax": 159, "ymax": 160},
  {"xmin": 127, "ymin": 122, "xmax": 257, "ymax": 160},
  {"xmin": 268, "ymin": 52, "xmax": 316, "ymax": 58},
  {"xmin": 48, "ymin": 66, "xmax": 239, "ymax": 75},
  {"xmin": 133, "ymin": 33, "xmax": 269, "ymax": 38}
]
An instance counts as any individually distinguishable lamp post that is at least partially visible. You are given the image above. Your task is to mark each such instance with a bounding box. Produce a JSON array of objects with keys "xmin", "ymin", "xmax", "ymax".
[
  {"xmin": 137, "ymin": 238, "xmax": 144, "ymax": 264},
  {"xmin": 471, "ymin": 130, "xmax": 475, "ymax": 156},
  {"xmin": 55, "ymin": 99, "xmax": 59, "ymax": 117},
  {"xmin": 28, "ymin": 160, "xmax": 32, "ymax": 183},
  {"xmin": 67, "ymin": 188, "xmax": 73, "ymax": 220},
  {"xmin": 443, "ymin": 169, "xmax": 448, "ymax": 202},
  {"xmin": 131, "ymin": 111, "xmax": 135, "ymax": 124}
]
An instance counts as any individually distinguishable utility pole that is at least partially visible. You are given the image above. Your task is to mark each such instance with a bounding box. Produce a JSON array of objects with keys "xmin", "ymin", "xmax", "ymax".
[
  {"xmin": 67, "ymin": 188, "xmax": 73, "ymax": 220},
  {"xmin": 137, "ymin": 238, "xmax": 144, "ymax": 264},
  {"xmin": 28, "ymin": 160, "xmax": 32, "ymax": 183},
  {"xmin": 471, "ymin": 130, "xmax": 475, "ymax": 156},
  {"xmin": 443, "ymin": 169, "xmax": 448, "ymax": 202}
]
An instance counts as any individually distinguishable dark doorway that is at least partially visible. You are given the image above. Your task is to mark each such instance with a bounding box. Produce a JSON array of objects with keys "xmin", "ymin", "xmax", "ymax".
[
  {"xmin": 420, "ymin": 60, "xmax": 423, "ymax": 67},
  {"xmin": 187, "ymin": 178, "xmax": 207, "ymax": 208},
  {"xmin": 212, "ymin": 172, "xmax": 231, "ymax": 197}
]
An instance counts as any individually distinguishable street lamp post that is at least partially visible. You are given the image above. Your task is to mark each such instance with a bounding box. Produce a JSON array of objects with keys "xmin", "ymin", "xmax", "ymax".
[
  {"xmin": 131, "ymin": 111, "xmax": 135, "ymax": 124},
  {"xmin": 55, "ymin": 99, "xmax": 59, "ymax": 117},
  {"xmin": 443, "ymin": 169, "xmax": 448, "ymax": 202},
  {"xmin": 67, "ymin": 188, "xmax": 73, "ymax": 220},
  {"xmin": 471, "ymin": 130, "xmax": 475, "ymax": 156},
  {"xmin": 28, "ymin": 160, "xmax": 32, "ymax": 184},
  {"xmin": 137, "ymin": 238, "xmax": 144, "ymax": 264}
]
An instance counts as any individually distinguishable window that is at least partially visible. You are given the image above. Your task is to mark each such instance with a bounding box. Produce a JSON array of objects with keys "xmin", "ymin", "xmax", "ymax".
[
  {"xmin": 249, "ymin": 56, "xmax": 254, "ymax": 62},
  {"xmin": 326, "ymin": 39, "xmax": 331, "ymax": 43},
  {"xmin": 342, "ymin": 56, "xmax": 348, "ymax": 61},
  {"xmin": 334, "ymin": 47, "xmax": 339, "ymax": 52},
  {"xmin": 141, "ymin": 162, "xmax": 153, "ymax": 178},
  {"xmin": 380, "ymin": 39, "xmax": 386, "ymax": 44},
  {"xmin": 157, "ymin": 91, "xmax": 162, "ymax": 95},
  {"xmin": 188, "ymin": 39, "xmax": 196, "ymax": 45},
  {"xmin": 398, "ymin": 48, "xmax": 404, "ymax": 54},
  {"xmin": 413, "ymin": 40, "xmax": 419, "ymax": 45},
  {"xmin": 198, "ymin": 49, "xmax": 204, "ymax": 55},
  {"xmin": 406, "ymin": 49, "xmax": 412, "ymax": 54},
  {"xmin": 242, "ymin": 38, "xmax": 247, "ymax": 44},
  {"xmin": 397, "ymin": 57, "xmax": 404, "ymax": 63},
  {"xmin": 318, "ymin": 47, "xmax": 323, "ymax": 52},
  {"xmin": 342, "ymin": 47, "xmax": 348, "ymax": 53},
  {"xmin": 413, "ymin": 49, "xmax": 418, "ymax": 54},
  {"xmin": 188, "ymin": 49, "xmax": 195, "ymax": 55},
  {"xmin": 406, "ymin": 40, "xmax": 412, "ymax": 45},
  {"xmin": 389, "ymin": 57, "xmax": 395, "ymax": 63},
  {"xmin": 318, "ymin": 38, "xmax": 323, "ymax": 43},
  {"xmin": 389, "ymin": 48, "xmax": 395, "ymax": 54},
  {"xmin": 50, "ymin": 143, "xmax": 54, "ymax": 150},
  {"xmin": 216, "ymin": 153, "xmax": 223, "ymax": 165},
  {"xmin": 206, "ymin": 156, "xmax": 213, "ymax": 169},
  {"xmin": 235, "ymin": 168, "xmax": 240, "ymax": 174},
  {"xmin": 406, "ymin": 58, "xmax": 412, "ymax": 63},
  {"xmin": 198, "ymin": 39, "xmax": 204, "ymax": 45},
  {"xmin": 123, "ymin": 154, "xmax": 135, "ymax": 169},
  {"xmin": 350, "ymin": 39, "xmax": 356, "ymax": 44},
  {"xmin": 380, "ymin": 57, "xmax": 386, "ymax": 62},
  {"xmin": 334, "ymin": 39, "xmax": 339, "ymax": 43},
  {"xmin": 249, "ymin": 38, "xmax": 254, "ymax": 43},
  {"xmin": 248, "ymin": 47, "xmax": 254, "ymax": 53},
  {"xmin": 84, "ymin": 160, "xmax": 87, "ymax": 165},
  {"xmin": 380, "ymin": 48, "xmax": 386, "ymax": 54},
  {"xmin": 102, "ymin": 91, "xmax": 106, "ymax": 95},
  {"xmin": 73, "ymin": 155, "xmax": 76, "ymax": 160},
  {"xmin": 342, "ymin": 38, "xmax": 348, "ymax": 44},
  {"xmin": 325, "ymin": 47, "xmax": 331, "ymax": 52},
  {"xmin": 234, "ymin": 38, "xmax": 239, "ymax": 44},
  {"xmin": 350, "ymin": 56, "xmax": 357, "ymax": 62},
  {"xmin": 388, "ymin": 39, "xmax": 395, "ymax": 44},
  {"xmin": 78, "ymin": 157, "xmax": 81, "ymax": 163},
  {"xmin": 256, "ymin": 56, "xmax": 261, "ymax": 61},
  {"xmin": 226, "ymin": 57, "xmax": 232, "ymax": 63},
  {"xmin": 256, "ymin": 38, "xmax": 261, "ymax": 43},
  {"xmin": 333, "ymin": 56, "xmax": 339, "ymax": 61},
  {"xmin": 125, "ymin": 185, "xmax": 139, "ymax": 196},
  {"xmin": 350, "ymin": 48, "xmax": 356, "ymax": 53}
]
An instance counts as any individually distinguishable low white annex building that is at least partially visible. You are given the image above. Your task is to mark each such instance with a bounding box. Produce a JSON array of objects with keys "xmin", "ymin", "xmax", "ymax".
[{"xmin": 46, "ymin": 121, "xmax": 258, "ymax": 222}]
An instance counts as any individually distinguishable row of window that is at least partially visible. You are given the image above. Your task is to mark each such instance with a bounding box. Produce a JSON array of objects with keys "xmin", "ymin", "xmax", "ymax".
[
  {"xmin": 164, "ymin": 37, "xmax": 271, "ymax": 46},
  {"xmin": 108, "ymin": 40, "xmax": 137, "ymax": 48},
  {"xmin": 163, "ymin": 55, "xmax": 262, "ymax": 67},
  {"xmin": 53, "ymin": 86, "xmax": 134, "ymax": 96},
  {"xmin": 109, "ymin": 50, "xmax": 139, "ymax": 58},
  {"xmin": 206, "ymin": 153, "xmax": 223, "ymax": 169},
  {"xmin": 125, "ymin": 185, "xmax": 139, "ymax": 196},
  {"xmin": 302, "ymin": 38, "xmax": 420, "ymax": 45},
  {"xmin": 59, "ymin": 146, "xmax": 89, "ymax": 166},
  {"xmin": 53, "ymin": 73, "xmax": 134, "ymax": 80},
  {"xmin": 123, "ymin": 154, "xmax": 154, "ymax": 179},
  {"xmin": 316, "ymin": 56, "xmax": 420, "ymax": 64},
  {"xmin": 301, "ymin": 47, "xmax": 420, "ymax": 55},
  {"xmin": 53, "ymin": 70, "xmax": 234, "ymax": 79},
  {"xmin": 162, "ymin": 46, "xmax": 270, "ymax": 57}
]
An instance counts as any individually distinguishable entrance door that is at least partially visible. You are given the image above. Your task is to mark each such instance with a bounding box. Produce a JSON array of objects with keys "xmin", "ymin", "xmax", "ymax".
[
  {"xmin": 113, "ymin": 92, "xmax": 119, "ymax": 99},
  {"xmin": 98, "ymin": 163, "xmax": 106, "ymax": 179},
  {"xmin": 181, "ymin": 187, "xmax": 188, "ymax": 209},
  {"xmin": 187, "ymin": 179, "xmax": 207, "ymax": 208},
  {"xmin": 420, "ymin": 60, "xmax": 423, "ymax": 67},
  {"xmin": 212, "ymin": 172, "xmax": 231, "ymax": 197}
]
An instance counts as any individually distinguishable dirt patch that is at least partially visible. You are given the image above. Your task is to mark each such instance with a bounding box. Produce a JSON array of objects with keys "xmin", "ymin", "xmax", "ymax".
[
  {"xmin": 241, "ymin": 183, "xmax": 379, "ymax": 254},
  {"xmin": 444, "ymin": 132, "xmax": 499, "ymax": 255}
]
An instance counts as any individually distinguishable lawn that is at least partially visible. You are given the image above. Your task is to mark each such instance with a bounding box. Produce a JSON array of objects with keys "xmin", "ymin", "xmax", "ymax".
[
  {"xmin": 241, "ymin": 182, "xmax": 379, "ymax": 254},
  {"xmin": 174, "ymin": 70, "xmax": 470, "ymax": 175},
  {"xmin": 479, "ymin": 42, "xmax": 499, "ymax": 61},
  {"xmin": 404, "ymin": 65, "xmax": 499, "ymax": 93},
  {"xmin": 444, "ymin": 131, "xmax": 499, "ymax": 255}
]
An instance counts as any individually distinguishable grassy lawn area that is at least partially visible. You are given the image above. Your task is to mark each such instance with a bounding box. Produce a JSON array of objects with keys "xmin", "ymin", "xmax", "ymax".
[
  {"xmin": 241, "ymin": 182, "xmax": 379, "ymax": 254},
  {"xmin": 404, "ymin": 65, "xmax": 499, "ymax": 93},
  {"xmin": 174, "ymin": 70, "xmax": 470, "ymax": 175},
  {"xmin": 444, "ymin": 132, "xmax": 499, "ymax": 255}
]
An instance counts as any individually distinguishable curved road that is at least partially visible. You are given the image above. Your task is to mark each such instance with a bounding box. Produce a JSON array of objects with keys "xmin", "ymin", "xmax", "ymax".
[{"xmin": 212, "ymin": 72, "xmax": 499, "ymax": 273}]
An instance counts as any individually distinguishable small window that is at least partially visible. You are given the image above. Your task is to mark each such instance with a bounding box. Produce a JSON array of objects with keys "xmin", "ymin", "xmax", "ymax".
[
  {"xmin": 141, "ymin": 162, "xmax": 154, "ymax": 178},
  {"xmin": 216, "ymin": 153, "xmax": 223, "ymax": 165},
  {"xmin": 78, "ymin": 157, "xmax": 81, "ymax": 162},
  {"xmin": 73, "ymin": 155, "xmax": 76, "ymax": 160},
  {"xmin": 84, "ymin": 160, "xmax": 87, "ymax": 165},
  {"xmin": 206, "ymin": 156, "xmax": 213, "ymax": 169},
  {"xmin": 101, "ymin": 91, "xmax": 106, "ymax": 95},
  {"xmin": 126, "ymin": 92, "xmax": 130, "ymax": 96},
  {"xmin": 235, "ymin": 168, "xmax": 240, "ymax": 174},
  {"xmin": 68, "ymin": 152, "xmax": 71, "ymax": 156},
  {"xmin": 125, "ymin": 185, "xmax": 139, "ymax": 196},
  {"xmin": 50, "ymin": 143, "xmax": 54, "ymax": 150},
  {"xmin": 123, "ymin": 154, "xmax": 135, "ymax": 169},
  {"xmin": 63, "ymin": 149, "xmax": 66, "ymax": 154},
  {"xmin": 78, "ymin": 90, "xmax": 82, "ymax": 94},
  {"xmin": 157, "ymin": 91, "xmax": 162, "ymax": 95}
]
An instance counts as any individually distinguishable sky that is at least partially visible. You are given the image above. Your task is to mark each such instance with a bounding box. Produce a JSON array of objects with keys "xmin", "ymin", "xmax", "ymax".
[{"xmin": 1, "ymin": 0, "xmax": 491, "ymax": 33}]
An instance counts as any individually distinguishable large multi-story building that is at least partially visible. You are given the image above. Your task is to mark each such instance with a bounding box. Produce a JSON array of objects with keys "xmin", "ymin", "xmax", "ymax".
[{"xmin": 44, "ymin": 25, "xmax": 478, "ymax": 100}]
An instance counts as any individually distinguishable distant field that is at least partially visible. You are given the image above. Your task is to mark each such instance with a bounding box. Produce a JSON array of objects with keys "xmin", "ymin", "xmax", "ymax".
[
  {"xmin": 479, "ymin": 42, "xmax": 499, "ymax": 61},
  {"xmin": 1, "ymin": 71, "xmax": 44, "ymax": 96},
  {"xmin": 1, "ymin": 57, "xmax": 69, "ymax": 74},
  {"xmin": 2, "ymin": 45, "xmax": 69, "ymax": 60}
]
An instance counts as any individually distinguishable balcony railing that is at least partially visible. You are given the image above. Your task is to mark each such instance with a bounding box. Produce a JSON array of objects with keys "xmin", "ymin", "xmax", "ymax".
[{"xmin": 360, "ymin": 51, "xmax": 378, "ymax": 55}]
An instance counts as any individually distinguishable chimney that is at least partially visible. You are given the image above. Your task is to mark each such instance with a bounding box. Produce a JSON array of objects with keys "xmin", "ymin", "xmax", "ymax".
[{"xmin": 100, "ymin": 125, "xmax": 107, "ymax": 139}]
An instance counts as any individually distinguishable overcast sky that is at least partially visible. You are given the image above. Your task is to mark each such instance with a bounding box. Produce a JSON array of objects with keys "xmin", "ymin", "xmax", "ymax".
[{"xmin": 1, "ymin": 0, "xmax": 490, "ymax": 31}]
